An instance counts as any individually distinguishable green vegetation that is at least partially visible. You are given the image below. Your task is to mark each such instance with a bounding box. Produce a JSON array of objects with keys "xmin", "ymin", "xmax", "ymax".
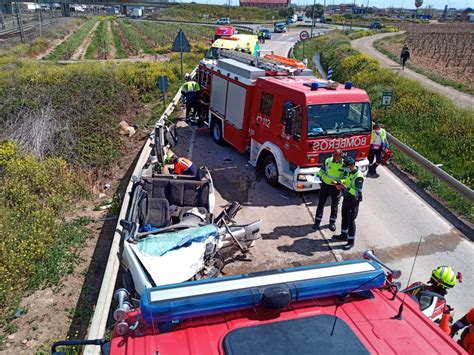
[
  {"xmin": 85, "ymin": 20, "xmax": 104, "ymax": 59},
  {"xmin": 44, "ymin": 17, "xmax": 98, "ymax": 60},
  {"xmin": 118, "ymin": 19, "xmax": 154, "ymax": 55},
  {"xmin": 0, "ymin": 141, "xmax": 90, "ymax": 325},
  {"xmin": 111, "ymin": 21, "xmax": 126, "ymax": 59},
  {"xmin": 373, "ymin": 34, "xmax": 474, "ymax": 96},
  {"xmin": 151, "ymin": 3, "xmax": 279, "ymax": 23},
  {"xmin": 130, "ymin": 20, "xmax": 214, "ymax": 52},
  {"xmin": 295, "ymin": 31, "xmax": 473, "ymax": 221}
]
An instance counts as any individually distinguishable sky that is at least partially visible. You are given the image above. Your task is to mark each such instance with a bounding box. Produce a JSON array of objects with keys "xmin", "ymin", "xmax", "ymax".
[{"xmin": 178, "ymin": 0, "xmax": 472, "ymax": 10}]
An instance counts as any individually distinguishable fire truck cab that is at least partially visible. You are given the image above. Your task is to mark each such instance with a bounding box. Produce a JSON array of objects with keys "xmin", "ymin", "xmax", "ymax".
[{"xmin": 198, "ymin": 50, "xmax": 371, "ymax": 191}]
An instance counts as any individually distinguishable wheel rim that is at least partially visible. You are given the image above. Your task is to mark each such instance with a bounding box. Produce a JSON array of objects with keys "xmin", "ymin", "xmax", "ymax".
[
  {"xmin": 265, "ymin": 161, "xmax": 277, "ymax": 180},
  {"xmin": 213, "ymin": 123, "xmax": 221, "ymax": 140}
]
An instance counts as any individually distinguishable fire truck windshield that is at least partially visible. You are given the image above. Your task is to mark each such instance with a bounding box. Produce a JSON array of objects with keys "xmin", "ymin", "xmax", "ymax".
[{"xmin": 307, "ymin": 103, "xmax": 371, "ymax": 137}]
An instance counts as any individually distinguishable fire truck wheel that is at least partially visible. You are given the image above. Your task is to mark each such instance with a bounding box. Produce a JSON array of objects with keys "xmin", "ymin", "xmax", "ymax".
[
  {"xmin": 263, "ymin": 154, "xmax": 279, "ymax": 186},
  {"xmin": 211, "ymin": 119, "xmax": 224, "ymax": 145}
]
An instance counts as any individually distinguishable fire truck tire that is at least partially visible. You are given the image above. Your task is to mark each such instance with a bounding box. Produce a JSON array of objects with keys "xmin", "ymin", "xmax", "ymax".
[
  {"xmin": 211, "ymin": 119, "xmax": 224, "ymax": 145},
  {"xmin": 263, "ymin": 154, "xmax": 279, "ymax": 186}
]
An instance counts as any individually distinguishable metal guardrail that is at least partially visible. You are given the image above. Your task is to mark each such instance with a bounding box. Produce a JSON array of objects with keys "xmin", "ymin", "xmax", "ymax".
[
  {"xmin": 387, "ymin": 132, "xmax": 474, "ymax": 203},
  {"xmin": 84, "ymin": 68, "xmax": 197, "ymax": 354}
]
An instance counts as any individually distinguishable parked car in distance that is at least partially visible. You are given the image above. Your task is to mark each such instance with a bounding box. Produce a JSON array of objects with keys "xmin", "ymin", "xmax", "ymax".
[
  {"xmin": 216, "ymin": 17, "xmax": 231, "ymax": 25},
  {"xmin": 260, "ymin": 28, "xmax": 271, "ymax": 39},
  {"xmin": 369, "ymin": 21, "xmax": 383, "ymax": 29},
  {"xmin": 273, "ymin": 22, "xmax": 287, "ymax": 33},
  {"xmin": 297, "ymin": 15, "xmax": 304, "ymax": 21}
]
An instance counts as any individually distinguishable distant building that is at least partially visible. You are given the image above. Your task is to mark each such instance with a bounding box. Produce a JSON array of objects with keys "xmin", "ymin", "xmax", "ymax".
[{"xmin": 240, "ymin": 0, "xmax": 290, "ymax": 8}]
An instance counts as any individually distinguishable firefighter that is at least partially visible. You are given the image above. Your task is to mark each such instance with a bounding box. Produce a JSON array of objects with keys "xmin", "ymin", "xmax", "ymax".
[
  {"xmin": 167, "ymin": 155, "xmax": 198, "ymax": 178},
  {"xmin": 451, "ymin": 308, "xmax": 474, "ymax": 354},
  {"xmin": 180, "ymin": 74, "xmax": 201, "ymax": 120},
  {"xmin": 332, "ymin": 156, "xmax": 364, "ymax": 250},
  {"xmin": 313, "ymin": 149, "xmax": 345, "ymax": 232},
  {"xmin": 368, "ymin": 123, "xmax": 388, "ymax": 177}
]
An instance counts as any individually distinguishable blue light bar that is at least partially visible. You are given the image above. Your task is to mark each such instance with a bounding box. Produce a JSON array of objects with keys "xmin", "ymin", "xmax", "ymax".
[
  {"xmin": 345, "ymin": 82, "xmax": 353, "ymax": 89},
  {"xmin": 140, "ymin": 260, "xmax": 385, "ymax": 324},
  {"xmin": 311, "ymin": 82, "xmax": 319, "ymax": 90}
]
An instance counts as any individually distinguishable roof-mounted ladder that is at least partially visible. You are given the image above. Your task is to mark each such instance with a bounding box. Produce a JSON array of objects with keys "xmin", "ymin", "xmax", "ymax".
[{"xmin": 220, "ymin": 49, "xmax": 303, "ymax": 75}]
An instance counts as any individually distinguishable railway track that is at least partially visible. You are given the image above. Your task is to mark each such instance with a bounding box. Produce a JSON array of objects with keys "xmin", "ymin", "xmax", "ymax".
[{"xmin": 0, "ymin": 19, "xmax": 54, "ymax": 40}]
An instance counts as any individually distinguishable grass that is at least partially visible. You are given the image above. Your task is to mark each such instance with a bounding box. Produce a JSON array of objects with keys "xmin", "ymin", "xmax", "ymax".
[
  {"xmin": 129, "ymin": 20, "xmax": 214, "ymax": 52},
  {"xmin": 295, "ymin": 31, "xmax": 473, "ymax": 222},
  {"xmin": 111, "ymin": 21, "xmax": 126, "ymax": 59},
  {"xmin": 84, "ymin": 20, "xmax": 103, "ymax": 59},
  {"xmin": 117, "ymin": 19, "xmax": 154, "ymax": 55},
  {"xmin": 373, "ymin": 34, "xmax": 474, "ymax": 96},
  {"xmin": 44, "ymin": 17, "xmax": 98, "ymax": 60}
]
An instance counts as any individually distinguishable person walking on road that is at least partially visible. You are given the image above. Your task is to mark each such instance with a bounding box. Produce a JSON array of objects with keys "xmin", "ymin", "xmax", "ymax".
[
  {"xmin": 400, "ymin": 45, "xmax": 410, "ymax": 70},
  {"xmin": 313, "ymin": 149, "xmax": 345, "ymax": 232},
  {"xmin": 368, "ymin": 123, "xmax": 388, "ymax": 177},
  {"xmin": 332, "ymin": 156, "xmax": 364, "ymax": 250},
  {"xmin": 181, "ymin": 74, "xmax": 201, "ymax": 120}
]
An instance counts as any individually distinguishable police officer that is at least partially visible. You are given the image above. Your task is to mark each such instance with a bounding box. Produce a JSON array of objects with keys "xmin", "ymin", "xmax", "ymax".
[
  {"xmin": 180, "ymin": 74, "xmax": 201, "ymax": 120},
  {"xmin": 313, "ymin": 149, "xmax": 344, "ymax": 231},
  {"xmin": 333, "ymin": 156, "xmax": 364, "ymax": 250}
]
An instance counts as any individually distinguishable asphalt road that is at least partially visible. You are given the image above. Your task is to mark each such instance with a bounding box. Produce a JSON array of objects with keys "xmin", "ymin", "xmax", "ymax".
[{"xmin": 174, "ymin": 30, "xmax": 473, "ymax": 319}]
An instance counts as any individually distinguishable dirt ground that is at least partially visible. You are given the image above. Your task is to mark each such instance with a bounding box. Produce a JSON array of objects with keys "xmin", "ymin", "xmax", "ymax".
[
  {"xmin": 0, "ymin": 116, "xmax": 153, "ymax": 353},
  {"xmin": 106, "ymin": 21, "xmax": 116, "ymax": 60},
  {"xmin": 381, "ymin": 34, "xmax": 474, "ymax": 90}
]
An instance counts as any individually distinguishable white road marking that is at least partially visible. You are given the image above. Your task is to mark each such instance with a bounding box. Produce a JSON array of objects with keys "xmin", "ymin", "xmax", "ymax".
[{"xmin": 188, "ymin": 129, "xmax": 196, "ymax": 159}]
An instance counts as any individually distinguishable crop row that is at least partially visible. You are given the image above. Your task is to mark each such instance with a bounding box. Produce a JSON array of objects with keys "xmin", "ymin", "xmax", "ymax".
[{"xmin": 44, "ymin": 18, "xmax": 97, "ymax": 60}]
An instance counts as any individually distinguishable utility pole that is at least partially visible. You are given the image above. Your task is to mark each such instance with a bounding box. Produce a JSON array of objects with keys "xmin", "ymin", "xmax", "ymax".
[
  {"xmin": 14, "ymin": 2, "xmax": 25, "ymax": 43},
  {"xmin": 310, "ymin": 0, "xmax": 316, "ymax": 38},
  {"xmin": 36, "ymin": 0, "xmax": 43, "ymax": 37}
]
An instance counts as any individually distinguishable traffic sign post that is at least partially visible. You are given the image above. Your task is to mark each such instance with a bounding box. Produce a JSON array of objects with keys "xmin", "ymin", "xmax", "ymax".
[
  {"xmin": 156, "ymin": 75, "xmax": 169, "ymax": 110},
  {"xmin": 171, "ymin": 29, "xmax": 191, "ymax": 81},
  {"xmin": 299, "ymin": 31, "xmax": 309, "ymax": 57},
  {"xmin": 382, "ymin": 91, "xmax": 393, "ymax": 107}
]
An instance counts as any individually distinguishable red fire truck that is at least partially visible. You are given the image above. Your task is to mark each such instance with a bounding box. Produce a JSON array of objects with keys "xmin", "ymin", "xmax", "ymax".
[{"xmin": 197, "ymin": 50, "xmax": 372, "ymax": 191}]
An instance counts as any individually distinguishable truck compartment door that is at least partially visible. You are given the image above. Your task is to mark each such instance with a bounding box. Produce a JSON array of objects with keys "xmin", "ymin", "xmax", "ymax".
[{"xmin": 210, "ymin": 75, "xmax": 228, "ymax": 117}]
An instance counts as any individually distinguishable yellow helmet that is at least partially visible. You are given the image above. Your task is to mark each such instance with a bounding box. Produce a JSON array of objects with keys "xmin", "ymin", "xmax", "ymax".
[{"xmin": 431, "ymin": 266, "xmax": 457, "ymax": 289}]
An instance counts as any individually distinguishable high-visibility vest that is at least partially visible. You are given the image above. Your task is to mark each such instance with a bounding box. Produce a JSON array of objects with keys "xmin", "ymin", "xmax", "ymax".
[
  {"xmin": 181, "ymin": 81, "xmax": 200, "ymax": 93},
  {"xmin": 320, "ymin": 157, "xmax": 344, "ymax": 185},
  {"xmin": 342, "ymin": 169, "xmax": 364, "ymax": 197},
  {"xmin": 370, "ymin": 128, "xmax": 387, "ymax": 145},
  {"xmin": 175, "ymin": 157, "xmax": 193, "ymax": 175}
]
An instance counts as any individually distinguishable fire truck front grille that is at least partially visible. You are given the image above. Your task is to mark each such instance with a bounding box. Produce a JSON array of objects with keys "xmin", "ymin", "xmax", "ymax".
[{"xmin": 319, "ymin": 150, "xmax": 358, "ymax": 165}]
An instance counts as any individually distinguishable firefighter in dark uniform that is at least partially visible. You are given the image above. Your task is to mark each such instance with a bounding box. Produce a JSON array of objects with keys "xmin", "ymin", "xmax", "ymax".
[
  {"xmin": 333, "ymin": 156, "xmax": 364, "ymax": 250},
  {"xmin": 313, "ymin": 148, "xmax": 344, "ymax": 231}
]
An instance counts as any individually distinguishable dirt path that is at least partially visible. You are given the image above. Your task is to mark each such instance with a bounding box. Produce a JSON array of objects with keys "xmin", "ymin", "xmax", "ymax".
[
  {"xmin": 352, "ymin": 32, "xmax": 474, "ymax": 110},
  {"xmin": 107, "ymin": 21, "xmax": 116, "ymax": 60},
  {"xmin": 37, "ymin": 20, "xmax": 84, "ymax": 60},
  {"xmin": 70, "ymin": 20, "xmax": 100, "ymax": 61}
]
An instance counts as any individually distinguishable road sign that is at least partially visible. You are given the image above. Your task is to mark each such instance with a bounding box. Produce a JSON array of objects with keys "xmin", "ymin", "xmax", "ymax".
[
  {"xmin": 382, "ymin": 91, "xmax": 393, "ymax": 106},
  {"xmin": 171, "ymin": 29, "xmax": 191, "ymax": 81},
  {"xmin": 299, "ymin": 30, "xmax": 309, "ymax": 41},
  {"xmin": 171, "ymin": 29, "xmax": 191, "ymax": 53},
  {"xmin": 156, "ymin": 76, "xmax": 168, "ymax": 92}
]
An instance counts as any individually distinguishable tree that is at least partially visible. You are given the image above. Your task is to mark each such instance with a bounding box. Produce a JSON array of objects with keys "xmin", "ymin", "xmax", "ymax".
[
  {"xmin": 278, "ymin": 6, "xmax": 294, "ymax": 18},
  {"xmin": 305, "ymin": 4, "xmax": 324, "ymax": 20}
]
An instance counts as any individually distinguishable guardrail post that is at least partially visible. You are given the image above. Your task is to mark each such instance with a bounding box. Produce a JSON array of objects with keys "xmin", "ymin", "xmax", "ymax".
[{"xmin": 387, "ymin": 132, "xmax": 474, "ymax": 203}]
